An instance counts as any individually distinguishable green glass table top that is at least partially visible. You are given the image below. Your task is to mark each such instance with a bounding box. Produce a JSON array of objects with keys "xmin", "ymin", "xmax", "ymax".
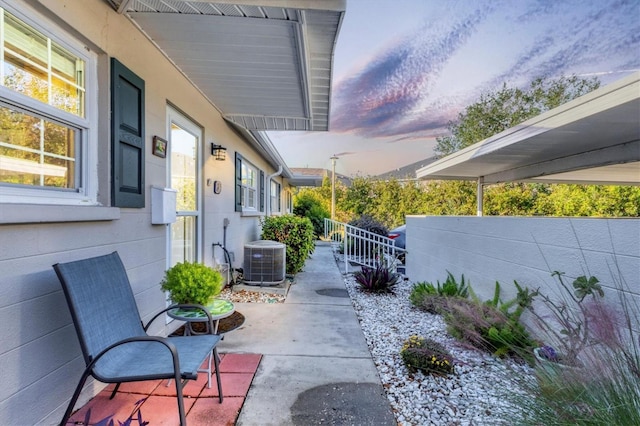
[{"xmin": 169, "ymin": 298, "xmax": 235, "ymax": 320}]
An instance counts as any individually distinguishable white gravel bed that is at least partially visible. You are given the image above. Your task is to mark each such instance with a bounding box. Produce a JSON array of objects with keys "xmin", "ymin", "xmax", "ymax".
[{"xmin": 344, "ymin": 274, "xmax": 533, "ymax": 426}]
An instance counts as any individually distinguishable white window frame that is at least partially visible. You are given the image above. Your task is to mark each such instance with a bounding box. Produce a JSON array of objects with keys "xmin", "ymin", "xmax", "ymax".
[
  {"xmin": 241, "ymin": 160, "xmax": 258, "ymax": 212},
  {"xmin": 270, "ymin": 179, "xmax": 281, "ymax": 214},
  {"xmin": 0, "ymin": 2, "xmax": 98, "ymax": 206},
  {"xmin": 285, "ymin": 189, "xmax": 292, "ymax": 214}
]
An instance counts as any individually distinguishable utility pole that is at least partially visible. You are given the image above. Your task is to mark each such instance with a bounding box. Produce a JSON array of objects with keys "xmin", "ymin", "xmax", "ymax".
[{"xmin": 330, "ymin": 155, "xmax": 338, "ymax": 220}]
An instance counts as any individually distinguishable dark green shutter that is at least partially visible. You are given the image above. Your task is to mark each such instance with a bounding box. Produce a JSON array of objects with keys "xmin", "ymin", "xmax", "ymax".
[
  {"xmin": 277, "ymin": 183, "xmax": 281, "ymax": 211},
  {"xmin": 259, "ymin": 170, "xmax": 265, "ymax": 212},
  {"xmin": 110, "ymin": 58, "xmax": 145, "ymax": 208},
  {"xmin": 235, "ymin": 152, "xmax": 243, "ymax": 212}
]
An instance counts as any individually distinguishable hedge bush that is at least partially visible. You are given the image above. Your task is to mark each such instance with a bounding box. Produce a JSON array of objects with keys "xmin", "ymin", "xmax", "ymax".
[{"xmin": 261, "ymin": 214, "xmax": 315, "ymax": 274}]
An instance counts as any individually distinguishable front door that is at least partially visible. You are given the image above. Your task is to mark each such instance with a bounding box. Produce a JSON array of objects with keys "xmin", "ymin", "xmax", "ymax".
[{"xmin": 167, "ymin": 107, "xmax": 201, "ymax": 266}]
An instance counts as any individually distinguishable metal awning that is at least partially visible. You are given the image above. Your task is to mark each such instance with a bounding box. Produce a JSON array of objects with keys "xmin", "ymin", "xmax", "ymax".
[
  {"xmin": 416, "ymin": 71, "xmax": 640, "ymax": 185},
  {"xmin": 107, "ymin": 0, "xmax": 345, "ymax": 132}
]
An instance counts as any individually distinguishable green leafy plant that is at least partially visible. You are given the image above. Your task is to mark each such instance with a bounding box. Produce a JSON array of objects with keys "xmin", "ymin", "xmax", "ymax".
[
  {"xmin": 409, "ymin": 281, "xmax": 437, "ymax": 304},
  {"xmin": 444, "ymin": 281, "xmax": 535, "ymax": 361},
  {"xmin": 293, "ymin": 192, "xmax": 329, "ymax": 238},
  {"xmin": 409, "ymin": 281, "xmax": 446, "ymax": 314},
  {"xmin": 400, "ymin": 335, "xmax": 455, "ymax": 376},
  {"xmin": 161, "ymin": 261, "xmax": 223, "ymax": 305},
  {"xmin": 527, "ymin": 272, "xmax": 603, "ymax": 367},
  {"xmin": 409, "ymin": 272, "xmax": 469, "ymax": 314},
  {"xmin": 353, "ymin": 264, "xmax": 399, "ymax": 294},
  {"xmin": 348, "ymin": 214, "xmax": 389, "ymax": 236},
  {"xmin": 261, "ymin": 214, "xmax": 315, "ymax": 274},
  {"xmin": 437, "ymin": 271, "xmax": 469, "ymax": 297}
]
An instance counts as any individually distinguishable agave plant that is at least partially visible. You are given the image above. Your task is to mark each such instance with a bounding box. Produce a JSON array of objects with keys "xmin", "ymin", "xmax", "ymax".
[{"xmin": 353, "ymin": 264, "xmax": 400, "ymax": 294}]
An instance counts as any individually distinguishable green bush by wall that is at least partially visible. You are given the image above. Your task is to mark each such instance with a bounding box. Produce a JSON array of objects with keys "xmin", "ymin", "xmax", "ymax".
[{"xmin": 261, "ymin": 215, "xmax": 315, "ymax": 274}]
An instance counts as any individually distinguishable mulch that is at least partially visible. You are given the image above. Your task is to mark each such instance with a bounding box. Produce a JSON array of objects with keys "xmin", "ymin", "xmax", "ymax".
[{"xmin": 170, "ymin": 311, "xmax": 245, "ymax": 336}]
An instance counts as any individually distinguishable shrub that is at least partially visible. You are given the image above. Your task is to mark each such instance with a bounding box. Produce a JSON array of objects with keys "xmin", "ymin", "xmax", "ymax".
[
  {"xmin": 261, "ymin": 214, "xmax": 315, "ymax": 275},
  {"xmin": 400, "ymin": 335, "xmax": 455, "ymax": 376},
  {"xmin": 409, "ymin": 273, "xmax": 469, "ymax": 314},
  {"xmin": 413, "ymin": 294, "xmax": 450, "ymax": 315},
  {"xmin": 437, "ymin": 271, "xmax": 469, "ymax": 297},
  {"xmin": 444, "ymin": 281, "xmax": 535, "ymax": 361},
  {"xmin": 348, "ymin": 214, "xmax": 388, "ymax": 236},
  {"xmin": 293, "ymin": 192, "xmax": 329, "ymax": 238},
  {"xmin": 409, "ymin": 281, "xmax": 445, "ymax": 314},
  {"xmin": 345, "ymin": 215, "xmax": 390, "ymax": 259},
  {"xmin": 409, "ymin": 281, "xmax": 437, "ymax": 305},
  {"xmin": 161, "ymin": 261, "xmax": 223, "ymax": 306},
  {"xmin": 353, "ymin": 264, "xmax": 399, "ymax": 294}
]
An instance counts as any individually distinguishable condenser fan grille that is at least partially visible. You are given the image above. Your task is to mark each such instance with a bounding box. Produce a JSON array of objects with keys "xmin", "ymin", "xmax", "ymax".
[{"xmin": 243, "ymin": 240, "xmax": 286, "ymax": 285}]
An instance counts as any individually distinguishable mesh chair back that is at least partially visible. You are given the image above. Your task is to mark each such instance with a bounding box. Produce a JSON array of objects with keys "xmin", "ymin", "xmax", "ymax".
[{"xmin": 54, "ymin": 252, "xmax": 146, "ymax": 364}]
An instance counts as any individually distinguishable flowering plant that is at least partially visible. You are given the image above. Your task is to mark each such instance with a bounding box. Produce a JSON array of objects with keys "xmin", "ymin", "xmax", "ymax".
[
  {"xmin": 536, "ymin": 345, "xmax": 559, "ymax": 362},
  {"xmin": 400, "ymin": 335, "xmax": 454, "ymax": 376}
]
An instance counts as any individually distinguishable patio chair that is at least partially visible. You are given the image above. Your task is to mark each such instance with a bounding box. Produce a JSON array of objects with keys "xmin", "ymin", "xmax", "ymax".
[{"xmin": 53, "ymin": 252, "xmax": 223, "ymax": 426}]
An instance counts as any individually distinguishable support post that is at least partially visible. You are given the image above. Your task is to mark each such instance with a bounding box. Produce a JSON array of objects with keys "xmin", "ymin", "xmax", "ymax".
[
  {"xmin": 477, "ymin": 177, "xmax": 484, "ymax": 217},
  {"xmin": 330, "ymin": 156, "xmax": 338, "ymax": 220}
]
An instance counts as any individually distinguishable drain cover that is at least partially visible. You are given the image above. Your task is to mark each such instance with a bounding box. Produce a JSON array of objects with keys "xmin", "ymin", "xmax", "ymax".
[{"xmin": 315, "ymin": 288, "xmax": 349, "ymax": 298}]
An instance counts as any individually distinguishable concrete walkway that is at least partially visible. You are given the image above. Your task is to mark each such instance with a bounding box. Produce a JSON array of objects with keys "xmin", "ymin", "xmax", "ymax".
[{"xmin": 219, "ymin": 242, "xmax": 396, "ymax": 425}]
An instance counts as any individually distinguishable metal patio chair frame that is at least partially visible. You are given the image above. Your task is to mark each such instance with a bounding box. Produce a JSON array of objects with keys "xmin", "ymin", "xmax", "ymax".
[{"xmin": 53, "ymin": 252, "xmax": 222, "ymax": 426}]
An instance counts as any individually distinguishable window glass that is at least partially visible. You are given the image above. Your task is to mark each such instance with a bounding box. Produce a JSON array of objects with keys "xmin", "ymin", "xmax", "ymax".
[
  {"xmin": 241, "ymin": 161, "xmax": 257, "ymax": 209},
  {"xmin": 170, "ymin": 123, "xmax": 197, "ymax": 212},
  {"xmin": 270, "ymin": 180, "xmax": 280, "ymax": 213},
  {"xmin": 0, "ymin": 6, "xmax": 89, "ymax": 199},
  {"xmin": 3, "ymin": 11, "xmax": 85, "ymax": 117},
  {"xmin": 0, "ymin": 104, "xmax": 78, "ymax": 188}
]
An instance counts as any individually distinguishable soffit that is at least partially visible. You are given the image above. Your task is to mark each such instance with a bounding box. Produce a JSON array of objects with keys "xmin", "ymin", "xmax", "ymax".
[{"xmin": 107, "ymin": 0, "xmax": 344, "ymax": 132}]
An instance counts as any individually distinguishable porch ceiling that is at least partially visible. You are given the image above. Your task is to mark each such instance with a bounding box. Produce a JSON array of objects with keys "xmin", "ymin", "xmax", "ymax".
[
  {"xmin": 416, "ymin": 71, "xmax": 640, "ymax": 185},
  {"xmin": 106, "ymin": 0, "xmax": 345, "ymax": 132}
]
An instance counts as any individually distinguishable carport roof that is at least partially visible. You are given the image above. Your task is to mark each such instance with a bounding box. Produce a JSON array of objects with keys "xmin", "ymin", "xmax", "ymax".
[{"xmin": 416, "ymin": 71, "xmax": 640, "ymax": 185}]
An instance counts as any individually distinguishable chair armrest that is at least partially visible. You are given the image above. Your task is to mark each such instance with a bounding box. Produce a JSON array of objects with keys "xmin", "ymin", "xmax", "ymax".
[
  {"xmin": 144, "ymin": 304, "xmax": 215, "ymax": 334},
  {"xmin": 87, "ymin": 336, "xmax": 181, "ymax": 372}
]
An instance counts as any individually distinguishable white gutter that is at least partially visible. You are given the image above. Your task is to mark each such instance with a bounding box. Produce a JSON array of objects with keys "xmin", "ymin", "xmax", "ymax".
[{"xmin": 266, "ymin": 166, "xmax": 283, "ymax": 216}]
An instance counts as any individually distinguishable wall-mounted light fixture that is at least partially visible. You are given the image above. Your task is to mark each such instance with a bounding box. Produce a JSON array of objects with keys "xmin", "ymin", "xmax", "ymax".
[{"xmin": 211, "ymin": 143, "xmax": 227, "ymax": 161}]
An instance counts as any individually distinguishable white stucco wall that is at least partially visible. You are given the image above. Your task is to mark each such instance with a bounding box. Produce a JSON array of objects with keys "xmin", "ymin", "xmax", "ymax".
[{"xmin": 405, "ymin": 216, "xmax": 640, "ymax": 315}]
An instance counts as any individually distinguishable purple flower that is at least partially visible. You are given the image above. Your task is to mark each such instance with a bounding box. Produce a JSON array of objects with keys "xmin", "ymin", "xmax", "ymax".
[{"xmin": 539, "ymin": 345, "xmax": 559, "ymax": 362}]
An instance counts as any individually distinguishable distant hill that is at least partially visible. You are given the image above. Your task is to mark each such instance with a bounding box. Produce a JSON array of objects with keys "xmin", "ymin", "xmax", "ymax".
[{"xmin": 376, "ymin": 156, "xmax": 438, "ymax": 180}]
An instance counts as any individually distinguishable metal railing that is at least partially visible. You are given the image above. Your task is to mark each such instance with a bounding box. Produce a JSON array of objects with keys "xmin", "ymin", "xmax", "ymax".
[{"xmin": 324, "ymin": 218, "xmax": 405, "ymax": 274}]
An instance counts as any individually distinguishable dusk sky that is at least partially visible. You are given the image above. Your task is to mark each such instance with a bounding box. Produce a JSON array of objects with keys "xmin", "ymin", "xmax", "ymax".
[{"xmin": 269, "ymin": 0, "xmax": 640, "ymax": 177}]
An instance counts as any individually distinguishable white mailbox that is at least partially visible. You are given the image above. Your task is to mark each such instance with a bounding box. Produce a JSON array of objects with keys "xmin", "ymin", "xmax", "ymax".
[{"xmin": 151, "ymin": 186, "xmax": 177, "ymax": 224}]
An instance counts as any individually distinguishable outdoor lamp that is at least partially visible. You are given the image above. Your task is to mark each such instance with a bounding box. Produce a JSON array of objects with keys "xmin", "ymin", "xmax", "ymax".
[{"xmin": 211, "ymin": 143, "xmax": 227, "ymax": 161}]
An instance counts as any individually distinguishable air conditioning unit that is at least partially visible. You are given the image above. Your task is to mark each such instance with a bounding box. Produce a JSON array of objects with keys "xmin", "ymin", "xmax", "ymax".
[{"xmin": 243, "ymin": 240, "xmax": 286, "ymax": 286}]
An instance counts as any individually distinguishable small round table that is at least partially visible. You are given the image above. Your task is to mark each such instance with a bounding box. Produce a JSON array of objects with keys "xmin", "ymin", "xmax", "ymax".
[
  {"xmin": 168, "ymin": 298, "xmax": 236, "ymax": 335},
  {"xmin": 167, "ymin": 299, "xmax": 235, "ymax": 389}
]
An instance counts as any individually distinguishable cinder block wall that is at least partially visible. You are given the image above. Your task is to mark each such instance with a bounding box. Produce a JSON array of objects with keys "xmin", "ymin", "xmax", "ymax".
[{"xmin": 405, "ymin": 216, "xmax": 640, "ymax": 312}]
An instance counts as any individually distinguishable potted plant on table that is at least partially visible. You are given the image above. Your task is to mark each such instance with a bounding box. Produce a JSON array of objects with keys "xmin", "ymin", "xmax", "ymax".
[
  {"xmin": 161, "ymin": 261, "xmax": 235, "ymax": 333},
  {"xmin": 161, "ymin": 261, "xmax": 223, "ymax": 306}
]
